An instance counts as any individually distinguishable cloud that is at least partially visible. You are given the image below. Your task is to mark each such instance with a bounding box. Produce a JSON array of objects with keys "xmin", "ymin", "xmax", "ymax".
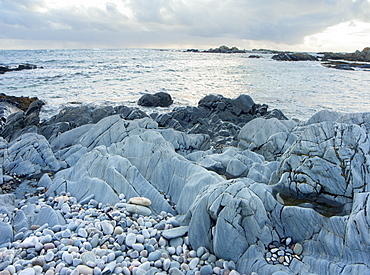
[{"xmin": 1, "ymin": 0, "xmax": 370, "ymax": 49}]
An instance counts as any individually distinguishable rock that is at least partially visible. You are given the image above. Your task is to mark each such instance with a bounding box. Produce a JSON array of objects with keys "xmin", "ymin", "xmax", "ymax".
[
  {"xmin": 125, "ymin": 204, "xmax": 152, "ymax": 216},
  {"xmin": 203, "ymin": 46, "xmax": 245, "ymax": 53},
  {"xmin": 76, "ymin": 265, "xmax": 94, "ymax": 275},
  {"xmin": 162, "ymin": 226, "xmax": 189, "ymax": 239},
  {"xmin": 147, "ymin": 250, "xmax": 162, "ymax": 262},
  {"xmin": 101, "ymin": 221, "xmax": 114, "ymax": 235},
  {"xmin": 238, "ymin": 117, "xmax": 296, "ymax": 152},
  {"xmin": 128, "ymin": 197, "xmax": 152, "ymax": 206},
  {"xmin": 32, "ymin": 205, "xmax": 66, "ymax": 227},
  {"xmin": 137, "ymin": 92, "xmax": 173, "ymax": 107},
  {"xmin": 275, "ymin": 121, "xmax": 370, "ymax": 214},
  {"xmin": 0, "ymin": 222, "xmax": 13, "ymax": 248},
  {"xmin": 272, "ymin": 53, "xmax": 318, "ymax": 61},
  {"xmin": 199, "ymin": 265, "xmax": 213, "ymax": 275},
  {"xmin": 2, "ymin": 133, "xmax": 61, "ymax": 178}
]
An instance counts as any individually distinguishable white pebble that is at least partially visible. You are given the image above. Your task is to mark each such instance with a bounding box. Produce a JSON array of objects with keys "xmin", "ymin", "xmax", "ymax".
[
  {"xmin": 101, "ymin": 221, "xmax": 114, "ymax": 235},
  {"xmin": 125, "ymin": 233, "xmax": 136, "ymax": 247}
]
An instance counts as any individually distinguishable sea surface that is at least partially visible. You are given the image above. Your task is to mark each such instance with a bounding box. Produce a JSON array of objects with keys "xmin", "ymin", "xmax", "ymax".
[{"xmin": 1, "ymin": 48, "xmax": 370, "ymax": 121}]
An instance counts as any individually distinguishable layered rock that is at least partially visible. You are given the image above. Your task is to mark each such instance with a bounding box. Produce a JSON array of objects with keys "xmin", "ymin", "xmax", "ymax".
[{"xmin": 0, "ymin": 94, "xmax": 369, "ymax": 274}]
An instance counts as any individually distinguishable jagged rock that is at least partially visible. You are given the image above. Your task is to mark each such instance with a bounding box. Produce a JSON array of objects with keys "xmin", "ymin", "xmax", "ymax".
[
  {"xmin": 44, "ymin": 104, "xmax": 149, "ymax": 130},
  {"xmin": 32, "ymin": 205, "xmax": 66, "ymax": 227},
  {"xmin": 187, "ymin": 147, "xmax": 265, "ymax": 179},
  {"xmin": 0, "ymin": 194, "xmax": 16, "ymax": 216},
  {"xmin": 0, "ymin": 100, "xmax": 44, "ymax": 141},
  {"xmin": 185, "ymin": 178, "xmax": 370, "ymax": 274},
  {"xmin": 238, "ymin": 117, "xmax": 297, "ymax": 160},
  {"xmin": 137, "ymin": 92, "xmax": 173, "ymax": 107},
  {"xmin": 305, "ymin": 110, "xmax": 343, "ymax": 125},
  {"xmin": 275, "ymin": 121, "xmax": 370, "ymax": 214},
  {"xmin": 47, "ymin": 145, "xmax": 176, "ymax": 214},
  {"xmin": 2, "ymin": 133, "xmax": 60, "ymax": 178}
]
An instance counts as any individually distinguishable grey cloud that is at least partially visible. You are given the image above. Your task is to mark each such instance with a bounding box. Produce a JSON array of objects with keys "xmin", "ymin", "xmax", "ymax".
[{"xmin": 1, "ymin": 0, "xmax": 370, "ymax": 47}]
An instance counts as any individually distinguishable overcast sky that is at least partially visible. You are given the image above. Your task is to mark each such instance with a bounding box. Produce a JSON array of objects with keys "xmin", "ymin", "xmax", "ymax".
[{"xmin": 1, "ymin": 0, "xmax": 370, "ymax": 51}]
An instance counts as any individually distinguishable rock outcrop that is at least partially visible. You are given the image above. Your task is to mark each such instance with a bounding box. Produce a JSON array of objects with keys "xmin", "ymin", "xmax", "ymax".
[{"xmin": 0, "ymin": 94, "xmax": 369, "ymax": 274}]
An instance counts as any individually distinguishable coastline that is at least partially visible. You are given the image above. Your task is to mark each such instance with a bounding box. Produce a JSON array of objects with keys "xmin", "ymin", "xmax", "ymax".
[{"xmin": 0, "ymin": 94, "xmax": 370, "ymax": 275}]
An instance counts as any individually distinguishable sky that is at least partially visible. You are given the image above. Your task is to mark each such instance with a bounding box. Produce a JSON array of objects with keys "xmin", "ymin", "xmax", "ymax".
[{"xmin": 1, "ymin": 0, "xmax": 370, "ymax": 52}]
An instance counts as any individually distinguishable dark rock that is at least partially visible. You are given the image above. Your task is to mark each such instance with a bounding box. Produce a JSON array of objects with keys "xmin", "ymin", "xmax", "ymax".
[
  {"xmin": 272, "ymin": 53, "xmax": 318, "ymax": 61},
  {"xmin": 248, "ymin": 55, "xmax": 262, "ymax": 58},
  {"xmin": 321, "ymin": 47, "xmax": 370, "ymax": 62},
  {"xmin": 0, "ymin": 93, "xmax": 40, "ymax": 111},
  {"xmin": 203, "ymin": 45, "xmax": 245, "ymax": 54},
  {"xmin": 137, "ymin": 92, "xmax": 173, "ymax": 107},
  {"xmin": 153, "ymin": 94, "xmax": 287, "ymax": 148},
  {"xmin": 0, "ymin": 64, "xmax": 38, "ymax": 74}
]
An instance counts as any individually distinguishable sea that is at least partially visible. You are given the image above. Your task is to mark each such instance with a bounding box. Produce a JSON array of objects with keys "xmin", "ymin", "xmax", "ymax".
[{"xmin": 1, "ymin": 48, "xmax": 370, "ymax": 122}]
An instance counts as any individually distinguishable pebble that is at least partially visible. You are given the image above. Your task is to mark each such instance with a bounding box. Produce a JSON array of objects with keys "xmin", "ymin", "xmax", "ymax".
[
  {"xmin": 0, "ymin": 192, "xmax": 241, "ymax": 275},
  {"xmin": 128, "ymin": 197, "xmax": 152, "ymax": 206}
]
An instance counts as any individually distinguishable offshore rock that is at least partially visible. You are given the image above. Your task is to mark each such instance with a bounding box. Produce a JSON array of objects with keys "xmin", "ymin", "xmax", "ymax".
[{"xmin": 272, "ymin": 53, "xmax": 318, "ymax": 61}]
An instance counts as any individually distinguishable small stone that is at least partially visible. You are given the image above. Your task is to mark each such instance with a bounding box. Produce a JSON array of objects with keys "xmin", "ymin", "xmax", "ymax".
[
  {"xmin": 128, "ymin": 197, "xmax": 152, "ymax": 206},
  {"xmin": 101, "ymin": 221, "xmax": 114, "ymax": 235},
  {"xmin": 132, "ymin": 243, "xmax": 144, "ymax": 251},
  {"xmin": 148, "ymin": 250, "xmax": 162, "ymax": 262},
  {"xmin": 169, "ymin": 267, "xmax": 184, "ymax": 275},
  {"xmin": 76, "ymin": 265, "xmax": 94, "ymax": 275},
  {"xmin": 189, "ymin": 258, "xmax": 199, "ymax": 270},
  {"xmin": 81, "ymin": 252, "xmax": 96, "ymax": 264},
  {"xmin": 18, "ymin": 268, "xmax": 35, "ymax": 275},
  {"xmin": 163, "ymin": 259, "xmax": 171, "ymax": 271},
  {"xmin": 200, "ymin": 265, "xmax": 213, "ymax": 275},
  {"xmin": 113, "ymin": 227, "xmax": 123, "ymax": 236},
  {"xmin": 125, "ymin": 204, "xmax": 151, "ymax": 216},
  {"xmin": 293, "ymin": 243, "xmax": 303, "ymax": 255},
  {"xmin": 278, "ymin": 256, "xmax": 285, "ymax": 264},
  {"xmin": 126, "ymin": 233, "xmax": 136, "ymax": 247},
  {"xmin": 285, "ymin": 237, "xmax": 292, "ymax": 246},
  {"xmin": 78, "ymin": 228, "xmax": 88, "ymax": 238}
]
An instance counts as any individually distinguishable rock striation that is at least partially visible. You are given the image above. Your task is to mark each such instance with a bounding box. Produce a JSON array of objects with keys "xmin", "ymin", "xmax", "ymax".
[{"xmin": 0, "ymin": 95, "xmax": 369, "ymax": 274}]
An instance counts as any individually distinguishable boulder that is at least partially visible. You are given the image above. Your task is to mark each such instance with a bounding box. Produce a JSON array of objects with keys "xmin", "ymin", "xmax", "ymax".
[{"xmin": 137, "ymin": 92, "xmax": 173, "ymax": 107}]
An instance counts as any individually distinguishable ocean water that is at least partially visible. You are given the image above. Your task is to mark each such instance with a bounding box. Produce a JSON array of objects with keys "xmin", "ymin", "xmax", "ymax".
[{"xmin": 1, "ymin": 48, "xmax": 370, "ymax": 121}]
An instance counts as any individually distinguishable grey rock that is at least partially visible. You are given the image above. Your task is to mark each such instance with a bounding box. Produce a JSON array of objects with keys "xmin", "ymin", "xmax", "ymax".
[
  {"xmin": 275, "ymin": 121, "xmax": 370, "ymax": 214},
  {"xmin": 199, "ymin": 265, "xmax": 213, "ymax": 275},
  {"xmin": 2, "ymin": 133, "xmax": 60, "ymax": 178},
  {"xmin": 162, "ymin": 226, "xmax": 189, "ymax": 239},
  {"xmin": 147, "ymin": 250, "xmax": 162, "ymax": 262},
  {"xmin": 238, "ymin": 117, "xmax": 296, "ymax": 151},
  {"xmin": 0, "ymin": 221, "xmax": 13, "ymax": 248},
  {"xmin": 32, "ymin": 205, "xmax": 66, "ymax": 227}
]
